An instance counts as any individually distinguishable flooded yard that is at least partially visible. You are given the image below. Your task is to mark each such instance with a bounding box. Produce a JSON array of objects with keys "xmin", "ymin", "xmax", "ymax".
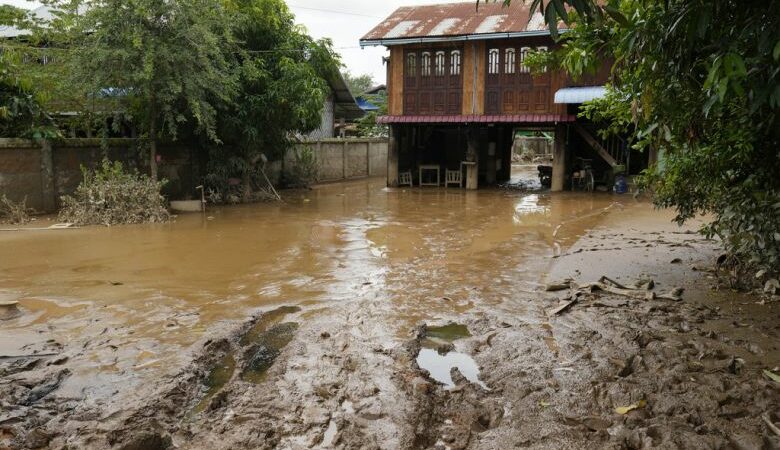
[{"xmin": 1, "ymin": 177, "xmax": 778, "ymax": 449}]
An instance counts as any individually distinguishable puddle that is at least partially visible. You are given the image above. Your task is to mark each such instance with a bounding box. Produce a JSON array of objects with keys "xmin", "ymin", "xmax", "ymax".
[
  {"xmin": 416, "ymin": 348, "xmax": 488, "ymax": 390},
  {"xmin": 426, "ymin": 323, "xmax": 471, "ymax": 341},
  {"xmin": 193, "ymin": 353, "xmax": 236, "ymax": 414},
  {"xmin": 240, "ymin": 306, "xmax": 301, "ymax": 346},
  {"xmin": 417, "ymin": 322, "xmax": 487, "ymax": 389},
  {"xmin": 241, "ymin": 322, "xmax": 299, "ymax": 383},
  {"xmin": 321, "ymin": 420, "xmax": 338, "ymax": 447}
]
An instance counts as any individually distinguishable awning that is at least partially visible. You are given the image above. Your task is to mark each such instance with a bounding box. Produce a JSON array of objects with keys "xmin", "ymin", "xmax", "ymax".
[
  {"xmin": 377, "ymin": 114, "xmax": 576, "ymax": 125},
  {"xmin": 554, "ymin": 86, "xmax": 607, "ymax": 104}
]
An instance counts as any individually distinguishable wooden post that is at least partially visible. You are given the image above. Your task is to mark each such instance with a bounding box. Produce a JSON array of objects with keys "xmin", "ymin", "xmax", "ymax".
[
  {"xmin": 466, "ymin": 125, "xmax": 479, "ymax": 190},
  {"xmin": 387, "ymin": 125, "xmax": 400, "ymax": 187},
  {"xmin": 552, "ymin": 123, "xmax": 568, "ymax": 192}
]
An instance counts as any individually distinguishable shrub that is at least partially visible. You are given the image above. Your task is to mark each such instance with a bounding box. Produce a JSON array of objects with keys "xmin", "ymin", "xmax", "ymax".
[
  {"xmin": 0, "ymin": 194, "xmax": 31, "ymax": 224},
  {"xmin": 59, "ymin": 159, "xmax": 170, "ymax": 226},
  {"xmin": 281, "ymin": 146, "xmax": 318, "ymax": 188}
]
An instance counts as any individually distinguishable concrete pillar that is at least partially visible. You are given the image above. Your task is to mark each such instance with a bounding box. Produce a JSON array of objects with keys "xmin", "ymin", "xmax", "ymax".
[
  {"xmin": 387, "ymin": 125, "xmax": 400, "ymax": 187},
  {"xmin": 366, "ymin": 142, "xmax": 371, "ymax": 177},
  {"xmin": 486, "ymin": 141, "xmax": 497, "ymax": 185},
  {"xmin": 466, "ymin": 126, "xmax": 479, "ymax": 190},
  {"xmin": 342, "ymin": 141, "xmax": 348, "ymax": 180},
  {"xmin": 40, "ymin": 139, "xmax": 56, "ymax": 213},
  {"xmin": 552, "ymin": 124, "xmax": 568, "ymax": 192}
]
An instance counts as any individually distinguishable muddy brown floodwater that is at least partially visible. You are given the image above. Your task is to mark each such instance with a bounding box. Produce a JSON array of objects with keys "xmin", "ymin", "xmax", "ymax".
[{"xmin": 1, "ymin": 175, "xmax": 779, "ymax": 450}]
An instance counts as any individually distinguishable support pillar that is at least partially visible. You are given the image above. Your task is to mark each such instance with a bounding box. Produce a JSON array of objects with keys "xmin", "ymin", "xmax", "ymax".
[
  {"xmin": 387, "ymin": 125, "xmax": 400, "ymax": 187},
  {"xmin": 552, "ymin": 124, "xmax": 568, "ymax": 192},
  {"xmin": 466, "ymin": 125, "xmax": 479, "ymax": 190},
  {"xmin": 40, "ymin": 139, "xmax": 56, "ymax": 213}
]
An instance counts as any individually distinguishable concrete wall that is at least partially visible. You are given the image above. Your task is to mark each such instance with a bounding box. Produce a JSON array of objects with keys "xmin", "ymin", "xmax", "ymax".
[
  {"xmin": 0, "ymin": 138, "xmax": 388, "ymax": 213},
  {"xmin": 0, "ymin": 138, "xmax": 199, "ymax": 213},
  {"xmin": 289, "ymin": 139, "xmax": 388, "ymax": 183}
]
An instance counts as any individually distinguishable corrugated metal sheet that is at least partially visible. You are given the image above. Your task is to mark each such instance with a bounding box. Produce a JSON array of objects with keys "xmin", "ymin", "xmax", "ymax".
[
  {"xmin": 376, "ymin": 114, "xmax": 576, "ymax": 124},
  {"xmin": 554, "ymin": 86, "xmax": 607, "ymax": 104},
  {"xmin": 361, "ymin": 2, "xmax": 551, "ymax": 44}
]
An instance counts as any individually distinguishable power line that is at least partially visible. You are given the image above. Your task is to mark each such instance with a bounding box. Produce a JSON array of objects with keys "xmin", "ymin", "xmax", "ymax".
[{"xmin": 286, "ymin": 4, "xmax": 384, "ymax": 19}]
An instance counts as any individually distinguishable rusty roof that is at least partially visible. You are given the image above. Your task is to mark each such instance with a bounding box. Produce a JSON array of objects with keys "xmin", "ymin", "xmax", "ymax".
[
  {"xmin": 377, "ymin": 114, "xmax": 576, "ymax": 124},
  {"xmin": 361, "ymin": 2, "xmax": 554, "ymax": 46}
]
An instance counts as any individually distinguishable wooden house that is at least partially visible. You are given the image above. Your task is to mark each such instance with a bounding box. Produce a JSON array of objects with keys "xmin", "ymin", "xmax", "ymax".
[{"xmin": 360, "ymin": 2, "xmax": 643, "ymax": 190}]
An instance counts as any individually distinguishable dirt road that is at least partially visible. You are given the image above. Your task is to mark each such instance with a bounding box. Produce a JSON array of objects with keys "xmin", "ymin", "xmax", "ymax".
[{"xmin": 1, "ymin": 179, "xmax": 778, "ymax": 449}]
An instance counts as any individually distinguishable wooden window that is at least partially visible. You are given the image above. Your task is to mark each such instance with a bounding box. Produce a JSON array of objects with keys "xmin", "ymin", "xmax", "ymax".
[
  {"xmin": 504, "ymin": 48, "xmax": 516, "ymax": 74},
  {"xmin": 434, "ymin": 51, "xmax": 445, "ymax": 76},
  {"xmin": 488, "ymin": 48, "xmax": 499, "ymax": 74},
  {"xmin": 450, "ymin": 50, "xmax": 461, "ymax": 75},
  {"xmin": 519, "ymin": 47, "xmax": 531, "ymax": 73},
  {"xmin": 406, "ymin": 53, "xmax": 417, "ymax": 77},
  {"xmin": 488, "ymin": 48, "xmax": 500, "ymax": 74},
  {"xmin": 536, "ymin": 46, "xmax": 548, "ymax": 72},
  {"xmin": 421, "ymin": 52, "xmax": 432, "ymax": 77}
]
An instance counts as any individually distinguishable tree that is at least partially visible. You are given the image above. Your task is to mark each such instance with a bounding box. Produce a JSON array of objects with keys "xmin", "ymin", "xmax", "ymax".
[
  {"xmin": 59, "ymin": 0, "xmax": 236, "ymax": 179},
  {"xmin": 0, "ymin": 49, "xmax": 56, "ymax": 138},
  {"xmin": 205, "ymin": 0, "xmax": 340, "ymax": 200},
  {"xmin": 0, "ymin": 5, "xmax": 25, "ymax": 26},
  {"xmin": 499, "ymin": 0, "xmax": 780, "ymax": 275},
  {"xmin": 343, "ymin": 71, "xmax": 374, "ymax": 96}
]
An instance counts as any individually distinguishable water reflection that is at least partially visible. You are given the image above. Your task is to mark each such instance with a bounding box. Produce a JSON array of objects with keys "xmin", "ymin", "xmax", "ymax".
[{"xmin": 0, "ymin": 178, "xmax": 643, "ymax": 405}]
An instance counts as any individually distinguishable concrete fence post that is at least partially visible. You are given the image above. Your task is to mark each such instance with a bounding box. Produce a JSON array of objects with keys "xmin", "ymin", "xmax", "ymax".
[
  {"xmin": 343, "ymin": 141, "xmax": 348, "ymax": 180},
  {"xmin": 365, "ymin": 142, "xmax": 370, "ymax": 177},
  {"xmin": 316, "ymin": 141, "xmax": 322, "ymax": 180},
  {"xmin": 40, "ymin": 139, "xmax": 56, "ymax": 213}
]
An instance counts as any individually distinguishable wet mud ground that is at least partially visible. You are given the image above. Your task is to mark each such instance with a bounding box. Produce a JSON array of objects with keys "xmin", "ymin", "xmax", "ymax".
[{"xmin": 1, "ymin": 174, "xmax": 779, "ymax": 449}]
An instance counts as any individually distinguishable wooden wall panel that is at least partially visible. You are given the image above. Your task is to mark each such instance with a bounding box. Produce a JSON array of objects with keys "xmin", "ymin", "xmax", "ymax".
[
  {"xmin": 389, "ymin": 47, "xmax": 404, "ymax": 116},
  {"xmin": 474, "ymin": 41, "xmax": 485, "ymax": 115},
  {"xmin": 462, "ymin": 43, "xmax": 475, "ymax": 114},
  {"xmin": 461, "ymin": 41, "xmax": 486, "ymax": 115}
]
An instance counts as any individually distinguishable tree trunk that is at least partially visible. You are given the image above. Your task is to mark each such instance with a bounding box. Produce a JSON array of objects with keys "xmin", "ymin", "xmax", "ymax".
[
  {"xmin": 149, "ymin": 99, "xmax": 159, "ymax": 181},
  {"xmin": 242, "ymin": 170, "xmax": 252, "ymax": 203}
]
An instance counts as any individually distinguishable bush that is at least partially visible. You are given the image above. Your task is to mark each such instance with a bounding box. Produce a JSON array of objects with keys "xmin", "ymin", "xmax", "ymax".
[
  {"xmin": 281, "ymin": 146, "xmax": 318, "ymax": 188},
  {"xmin": 0, "ymin": 194, "xmax": 31, "ymax": 224},
  {"xmin": 59, "ymin": 159, "xmax": 170, "ymax": 226}
]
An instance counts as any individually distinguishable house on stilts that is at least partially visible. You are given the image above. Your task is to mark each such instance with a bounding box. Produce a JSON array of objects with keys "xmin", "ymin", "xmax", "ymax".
[{"xmin": 360, "ymin": 1, "xmax": 649, "ymax": 191}]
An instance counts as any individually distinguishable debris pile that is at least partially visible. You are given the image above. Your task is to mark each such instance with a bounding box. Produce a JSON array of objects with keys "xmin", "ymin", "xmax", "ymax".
[
  {"xmin": 0, "ymin": 194, "xmax": 32, "ymax": 224},
  {"xmin": 58, "ymin": 159, "xmax": 170, "ymax": 226},
  {"xmin": 546, "ymin": 276, "xmax": 684, "ymax": 316}
]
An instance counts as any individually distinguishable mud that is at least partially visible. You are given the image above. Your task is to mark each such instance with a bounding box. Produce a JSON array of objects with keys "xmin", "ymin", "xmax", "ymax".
[{"xmin": 1, "ymin": 177, "xmax": 779, "ymax": 449}]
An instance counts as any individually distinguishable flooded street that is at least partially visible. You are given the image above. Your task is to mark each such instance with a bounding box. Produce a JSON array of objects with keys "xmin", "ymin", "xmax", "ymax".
[{"xmin": 1, "ymin": 176, "xmax": 779, "ymax": 449}]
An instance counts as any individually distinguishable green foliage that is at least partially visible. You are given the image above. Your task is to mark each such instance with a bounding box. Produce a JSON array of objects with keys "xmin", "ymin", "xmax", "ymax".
[
  {"xmin": 502, "ymin": 0, "xmax": 780, "ymax": 274},
  {"xmin": 54, "ymin": 0, "xmax": 237, "ymax": 178},
  {"xmin": 356, "ymin": 91, "xmax": 388, "ymax": 138},
  {"xmin": 0, "ymin": 5, "xmax": 25, "ymax": 26},
  {"xmin": 0, "ymin": 50, "xmax": 57, "ymax": 138},
  {"xmin": 343, "ymin": 72, "xmax": 374, "ymax": 96},
  {"xmin": 281, "ymin": 145, "xmax": 318, "ymax": 188},
  {"xmin": 59, "ymin": 159, "xmax": 170, "ymax": 225},
  {"xmin": 206, "ymin": 0, "xmax": 338, "ymax": 200}
]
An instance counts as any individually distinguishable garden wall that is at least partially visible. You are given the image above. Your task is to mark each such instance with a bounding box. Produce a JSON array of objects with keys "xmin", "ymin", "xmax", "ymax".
[
  {"xmin": 0, "ymin": 138, "xmax": 388, "ymax": 213},
  {"xmin": 285, "ymin": 139, "xmax": 388, "ymax": 183}
]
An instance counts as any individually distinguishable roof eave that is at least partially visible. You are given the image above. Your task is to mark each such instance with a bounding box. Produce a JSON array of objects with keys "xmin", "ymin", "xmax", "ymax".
[{"xmin": 359, "ymin": 29, "xmax": 567, "ymax": 48}]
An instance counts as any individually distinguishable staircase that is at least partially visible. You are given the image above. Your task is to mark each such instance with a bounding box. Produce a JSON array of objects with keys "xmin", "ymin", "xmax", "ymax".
[{"xmin": 573, "ymin": 123, "xmax": 630, "ymax": 173}]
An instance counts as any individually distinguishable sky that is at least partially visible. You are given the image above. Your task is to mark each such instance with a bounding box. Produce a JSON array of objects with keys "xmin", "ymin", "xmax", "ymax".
[{"xmin": 1, "ymin": 0, "xmax": 473, "ymax": 84}]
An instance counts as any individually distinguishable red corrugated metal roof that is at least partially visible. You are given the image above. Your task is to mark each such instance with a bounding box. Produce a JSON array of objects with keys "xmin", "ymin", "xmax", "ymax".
[
  {"xmin": 361, "ymin": 2, "xmax": 549, "ymax": 43},
  {"xmin": 376, "ymin": 114, "xmax": 576, "ymax": 124}
]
